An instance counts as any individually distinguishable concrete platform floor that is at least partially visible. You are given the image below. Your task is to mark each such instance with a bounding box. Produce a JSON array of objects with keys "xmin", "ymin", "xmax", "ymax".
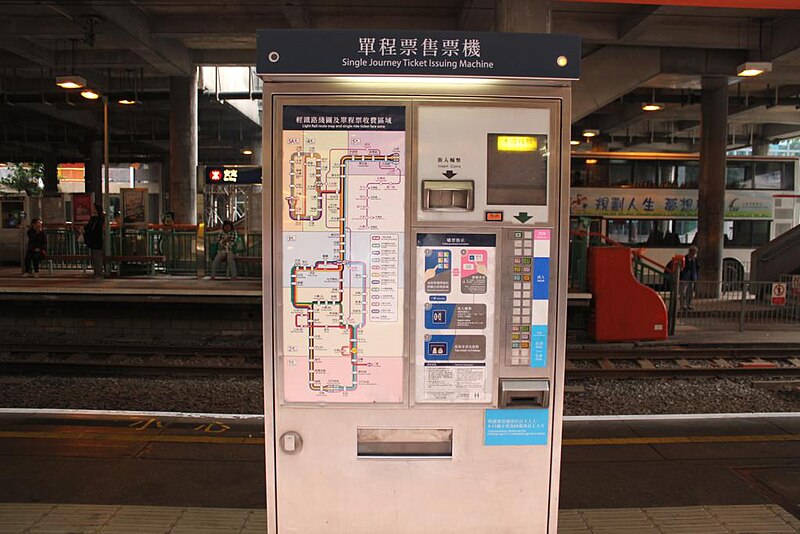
[{"xmin": 0, "ymin": 410, "xmax": 799, "ymax": 532}]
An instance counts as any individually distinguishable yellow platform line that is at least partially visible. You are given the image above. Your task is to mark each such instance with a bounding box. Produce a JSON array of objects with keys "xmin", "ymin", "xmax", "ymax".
[
  {"xmin": 563, "ymin": 434, "xmax": 800, "ymax": 446},
  {"xmin": 0, "ymin": 430, "xmax": 265, "ymax": 445},
  {"xmin": 0, "ymin": 430, "xmax": 798, "ymax": 447}
]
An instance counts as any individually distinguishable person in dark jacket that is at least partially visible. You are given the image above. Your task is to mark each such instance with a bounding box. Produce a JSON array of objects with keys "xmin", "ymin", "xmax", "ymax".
[
  {"xmin": 680, "ymin": 245, "xmax": 700, "ymax": 310},
  {"xmin": 83, "ymin": 204, "xmax": 105, "ymax": 279},
  {"xmin": 23, "ymin": 218, "xmax": 46, "ymax": 277}
]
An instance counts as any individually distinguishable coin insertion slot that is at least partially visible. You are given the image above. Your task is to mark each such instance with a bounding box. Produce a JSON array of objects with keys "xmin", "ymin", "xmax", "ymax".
[
  {"xmin": 357, "ymin": 428, "xmax": 453, "ymax": 458},
  {"xmin": 422, "ymin": 180, "xmax": 475, "ymax": 211},
  {"xmin": 498, "ymin": 379, "xmax": 550, "ymax": 409}
]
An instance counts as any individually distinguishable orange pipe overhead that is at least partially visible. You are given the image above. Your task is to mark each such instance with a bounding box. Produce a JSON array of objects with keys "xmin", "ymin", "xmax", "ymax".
[{"xmin": 560, "ymin": 0, "xmax": 800, "ymax": 8}]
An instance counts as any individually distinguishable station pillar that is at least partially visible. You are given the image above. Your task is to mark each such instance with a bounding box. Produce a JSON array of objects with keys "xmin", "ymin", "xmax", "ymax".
[
  {"xmin": 169, "ymin": 72, "xmax": 198, "ymax": 224},
  {"xmin": 752, "ymin": 136, "xmax": 770, "ymax": 156},
  {"xmin": 84, "ymin": 140, "xmax": 103, "ymax": 201},
  {"xmin": 697, "ymin": 76, "xmax": 727, "ymax": 296},
  {"xmin": 42, "ymin": 154, "xmax": 58, "ymax": 196},
  {"xmin": 496, "ymin": 0, "xmax": 551, "ymax": 32}
]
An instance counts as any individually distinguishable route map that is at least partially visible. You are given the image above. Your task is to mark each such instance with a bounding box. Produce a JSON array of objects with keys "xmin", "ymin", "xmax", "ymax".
[{"xmin": 280, "ymin": 106, "xmax": 406, "ymax": 403}]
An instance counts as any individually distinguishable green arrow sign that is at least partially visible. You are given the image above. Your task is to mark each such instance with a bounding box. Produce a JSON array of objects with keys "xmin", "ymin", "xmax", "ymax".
[{"xmin": 514, "ymin": 212, "xmax": 532, "ymax": 223}]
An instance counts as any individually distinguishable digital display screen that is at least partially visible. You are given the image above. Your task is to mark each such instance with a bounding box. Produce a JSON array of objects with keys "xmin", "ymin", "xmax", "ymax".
[{"xmin": 486, "ymin": 133, "xmax": 548, "ymax": 206}]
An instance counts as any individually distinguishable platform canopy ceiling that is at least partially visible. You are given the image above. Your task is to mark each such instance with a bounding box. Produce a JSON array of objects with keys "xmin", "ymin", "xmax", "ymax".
[{"xmin": 1, "ymin": 0, "xmax": 800, "ymax": 161}]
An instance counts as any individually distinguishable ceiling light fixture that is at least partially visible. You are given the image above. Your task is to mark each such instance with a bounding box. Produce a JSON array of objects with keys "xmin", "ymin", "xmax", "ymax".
[
  {"xmin": 736, "ymin": 61, "xmax": 772, "ymax": 77},
  {"xmin": 56, "ymin": 74, "xmax": 87, "ymax": 90},
  {"xmin": 242, "ymin": 149, "xmax": 254, "ymax": 155},
  {"xmin": 80, "ymin": 88, "xmax": 101, "ymax": 100},
  {"xmin": 585, "ymin": 159, "xmax": 598, "ymax": 165},
  {"xmin": 642, "ymin": 102, "xmax": 665, "ymax": 112},
  {"xmin": 570, "ymin": 140, "xmax": 581, "ymax": 146},
  {"xmin": 582, "ymin": 129, "xmax": 600, "ymax": 138}
]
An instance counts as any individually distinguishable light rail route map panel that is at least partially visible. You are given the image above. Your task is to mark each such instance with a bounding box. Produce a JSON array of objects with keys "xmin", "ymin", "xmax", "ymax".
[{"xmin": 280, "ymin": 105, "xmax": 406, "ymax": 403}]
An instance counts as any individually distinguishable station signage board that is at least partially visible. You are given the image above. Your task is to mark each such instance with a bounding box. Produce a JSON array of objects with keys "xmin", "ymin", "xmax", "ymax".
[
  {"xmin": 256, "ymin": 30, "xmax": 581, "ymax": 80},
  {"xmin": 205, "ymin": 166, "xmax": 261, "ymax": 185}
]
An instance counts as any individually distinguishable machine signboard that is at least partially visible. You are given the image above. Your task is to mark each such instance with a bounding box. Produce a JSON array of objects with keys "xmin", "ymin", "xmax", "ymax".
[
  {"xmin": 257, "ymin": 30, "xmax": 580, "ymax": 80},
  {"xmin": 280, "ymin": 105, "xmax": 406, "ymax": 403}
]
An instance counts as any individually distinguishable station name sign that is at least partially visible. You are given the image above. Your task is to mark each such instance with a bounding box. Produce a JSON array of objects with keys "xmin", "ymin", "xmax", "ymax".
[
  {"xmin": 205, "ymin": 166, "xmax": 261, "ymax": 185},
  {"xmin": 256, "ymin": 30, "xmax": 580, "ymax": 80}
]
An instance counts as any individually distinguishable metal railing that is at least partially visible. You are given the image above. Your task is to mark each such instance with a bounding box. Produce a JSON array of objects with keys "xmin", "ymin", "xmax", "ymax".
[
  {"xmin": 674, "ymin": 280, "xmax": 800, "ymax": 331},
  {"xmin": 33, "ymin": 225, "xmax": 263, "ymax": 278}
]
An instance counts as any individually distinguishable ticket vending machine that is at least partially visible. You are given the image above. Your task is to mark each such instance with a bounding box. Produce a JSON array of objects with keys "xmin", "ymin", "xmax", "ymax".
[{"xmin": 258, "ymin": 30, "xmax": 580, "ymax": 533}]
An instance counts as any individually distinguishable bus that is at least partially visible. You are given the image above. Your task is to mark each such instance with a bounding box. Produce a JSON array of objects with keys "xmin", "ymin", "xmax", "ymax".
[{"xmin": 569, "ymin": 152, "xmax": 800, "ymax": 281}]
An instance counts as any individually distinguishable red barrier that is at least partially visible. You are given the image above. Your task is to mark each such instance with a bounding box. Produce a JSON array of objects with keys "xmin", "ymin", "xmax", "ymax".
[{"xmin": 588, "ymin": 246, "xmax": 668, "ymax": 342}]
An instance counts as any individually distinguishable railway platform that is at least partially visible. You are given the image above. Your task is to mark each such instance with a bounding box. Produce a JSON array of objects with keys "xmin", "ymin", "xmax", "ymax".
[{"xmin": 0, "ymin": 410, "xmax": 798, "ymax": 532}]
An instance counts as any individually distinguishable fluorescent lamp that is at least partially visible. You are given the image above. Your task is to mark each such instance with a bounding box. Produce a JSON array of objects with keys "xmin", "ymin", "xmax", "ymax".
[
  {"xmin": 55, "ymin": 75, "xmax": 87, "ymax": 89},
  {"xmin": 736, "ymin": 61, "xmax": 772, "ymax": 77},
  {"xmin": 642, "ymin": 102, "xmax": 665, "ymax": 112},
  {"xmin": 80, "ymin": 88, "xmax": 101, "ymax": 100},
  {"xmin": 582, "ymin": 129, "xmax": 600, "ymax": 138}
]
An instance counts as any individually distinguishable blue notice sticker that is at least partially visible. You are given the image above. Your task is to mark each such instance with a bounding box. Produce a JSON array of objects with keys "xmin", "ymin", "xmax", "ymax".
[
  {"xmin": 530, "ymin": 325, "xmax": 548, "ymax": 368},
  {"xmin": 484, "ymin": 409, "xmax": 549, "ymax": 446},
  {"xmin": 533, "ymin": 258, "xmax": 549, "ymax": 300}
]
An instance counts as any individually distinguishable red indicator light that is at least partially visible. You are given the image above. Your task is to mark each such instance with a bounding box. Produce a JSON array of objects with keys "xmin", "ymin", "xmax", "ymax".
[{"xmin": 485, "ymin": 211, "xmax": 503, "ymax": 222}]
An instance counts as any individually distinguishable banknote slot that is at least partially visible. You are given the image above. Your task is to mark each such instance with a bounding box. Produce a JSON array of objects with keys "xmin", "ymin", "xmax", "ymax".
[
  {"xmin": 499, "ymin": 379, "xmax": 550, "ymax": 409},
  {"xmin": 357, "ymin": 428, "xmax": 453, "ymax": 458}
]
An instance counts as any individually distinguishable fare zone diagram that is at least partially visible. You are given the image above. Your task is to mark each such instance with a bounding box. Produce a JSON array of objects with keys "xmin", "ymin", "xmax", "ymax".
[{"xmin": 281, "ymin": 125, "xmax": 405, "ymax": 403}]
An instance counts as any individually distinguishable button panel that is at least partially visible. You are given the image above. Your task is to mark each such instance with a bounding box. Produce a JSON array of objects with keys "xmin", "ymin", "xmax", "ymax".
[{"xmin": 507, "ymin": 230, "xmax": 534, "ymax": 366}]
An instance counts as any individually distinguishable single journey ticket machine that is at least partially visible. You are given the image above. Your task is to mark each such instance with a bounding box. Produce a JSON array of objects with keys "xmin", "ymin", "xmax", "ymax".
[{"xmin": 257, "ymin": 29, "xmax": 580, "ymax": 533}]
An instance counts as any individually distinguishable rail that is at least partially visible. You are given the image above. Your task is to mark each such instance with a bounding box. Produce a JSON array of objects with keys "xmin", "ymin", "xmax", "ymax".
[
  {"xmin": 28, "ymin": 225, "xmax": 262, "ymax": 278},
  {"xmin": 675, "ymin": 280, "xmax": 800, "ymax": 331}
]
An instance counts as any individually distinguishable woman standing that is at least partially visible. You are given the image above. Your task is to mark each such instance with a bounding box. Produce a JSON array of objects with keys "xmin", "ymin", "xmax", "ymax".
[
  {"xmin": 23, "ymin": 218, "xmax": 47, "ymax": 277},
  {"xmin": 210, "ymin": 220, "xmax": 239, "ymax": 280}
]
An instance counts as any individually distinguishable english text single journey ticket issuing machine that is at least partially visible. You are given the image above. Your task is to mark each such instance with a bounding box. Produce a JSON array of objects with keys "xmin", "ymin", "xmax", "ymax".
[{"xmin": 257, "ymin": 29, "xmax": 580, "ymax": 534}]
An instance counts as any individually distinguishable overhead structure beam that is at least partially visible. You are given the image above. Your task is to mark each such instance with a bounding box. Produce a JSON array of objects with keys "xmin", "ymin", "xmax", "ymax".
[
  {"xmin": 83, "ymin": 0, "xmax": 193, "ymax": 76},
  {"xmin": 0, "ymin": 38, "xmax": 55, "ymax": 69},
  {"xmin": 283, "ymin": 0, "xmax": 310, "ymax": 29},
  {"xmin": 459, "ymin": 0, "xmax": 494, "ymax": 31},
  {"xmin": 618, "ymin": 5, "xmax": 663, "ymax": 41},
  {"xmin": 572, "ymin": 46, "xmax": 662, "ymax": 121}
]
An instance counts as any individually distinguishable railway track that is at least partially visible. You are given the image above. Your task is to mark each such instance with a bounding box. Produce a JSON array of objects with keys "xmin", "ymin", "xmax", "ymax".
[
  {"xmin": 2, "ymin": 344, "xmax": 799, "ymax": 380},
  {"xmin": 0, "ymin": 344, "xmax": 263, "ymax": 378},
  {"xmin": 567, "ymin": 347, "xmax": 800, "ymax": 378}
]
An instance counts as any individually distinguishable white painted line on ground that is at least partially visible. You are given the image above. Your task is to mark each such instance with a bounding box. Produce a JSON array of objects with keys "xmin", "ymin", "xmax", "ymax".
[
  {"xmin": 565, "ymin": 412, "xmax": 800, "ymax": 421},
  {"xmin": 0, "ymin": 408, "xmax": 264, "ymax": 420}
]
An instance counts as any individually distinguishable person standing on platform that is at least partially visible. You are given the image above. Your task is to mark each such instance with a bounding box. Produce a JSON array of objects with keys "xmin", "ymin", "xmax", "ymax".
[
  {"xmin": 23, "ymin": 218, "xmax": 47, "ymax": 277},
  {"xmin": 680, "ymin": 245, "xmax": 700, "ymax": 310},
  {"xmin": 83, "ymin": 204, "xmax": 105, "ymax": 279},
  {"xmin": 210, "ymin": 220, "xmax": 238, "ymax": 280}
]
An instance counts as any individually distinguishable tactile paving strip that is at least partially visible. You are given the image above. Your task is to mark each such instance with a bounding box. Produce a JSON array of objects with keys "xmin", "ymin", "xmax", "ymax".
[
  {"xmin": 0, "ymin": 503, "xmax": 798, "ymax": 532},
  {"xmin": 558, "ymin": 504, "xmax": 800, "ymax": 533}
]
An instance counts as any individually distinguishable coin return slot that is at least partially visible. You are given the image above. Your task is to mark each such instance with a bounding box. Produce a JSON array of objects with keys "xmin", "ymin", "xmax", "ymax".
[
  {"xmin": 357, "ymin": 428, "xmax": 453, "ymax": 458},
  {"xmin": 422, "ymin": 180, "xmax": 474, "ymax": 211},
  {"xmin": 499, "ymin": 379, "xmax": 550, "ymax": 409}
]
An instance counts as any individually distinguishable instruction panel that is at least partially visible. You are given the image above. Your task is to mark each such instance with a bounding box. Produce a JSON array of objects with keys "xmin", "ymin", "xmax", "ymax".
[
  {"xmin": 281, "ymin": 105, "xmax": 406, "ymax": 403},
  {"xmin": 415, "ymin": 233, "xmax": 496, "ymax": 403}
]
